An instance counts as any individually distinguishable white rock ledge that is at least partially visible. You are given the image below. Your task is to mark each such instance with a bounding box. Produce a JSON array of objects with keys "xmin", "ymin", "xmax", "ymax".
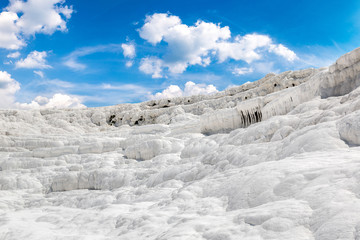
[{"xmin": 0, "ymin": 47, "xmax": 360, "ymax": 240}]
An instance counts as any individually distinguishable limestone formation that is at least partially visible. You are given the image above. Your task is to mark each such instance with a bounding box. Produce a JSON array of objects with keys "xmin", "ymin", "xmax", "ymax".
[{"xmin": 0, "ymin": 47, "xmax": 360, "ymax": 240}]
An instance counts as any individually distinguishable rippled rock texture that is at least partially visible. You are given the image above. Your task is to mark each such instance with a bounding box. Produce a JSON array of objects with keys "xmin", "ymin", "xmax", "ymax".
[{"xmin": 0, "ymin": 47, "xmax": 360, "ymax": 239}]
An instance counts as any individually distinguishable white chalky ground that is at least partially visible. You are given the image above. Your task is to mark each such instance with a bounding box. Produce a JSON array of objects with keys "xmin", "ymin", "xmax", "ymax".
[{"xmin": 0, "ymin": 48, "xmax": 360, "ymax": 239}]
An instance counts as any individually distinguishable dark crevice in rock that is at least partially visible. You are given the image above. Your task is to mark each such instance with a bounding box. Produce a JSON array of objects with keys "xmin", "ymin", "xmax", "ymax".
[
  {"xmin": 108, "ymin": 115, "xmax": 116, "ymax": 126},
  {"xmin": 239, "ymin": 107, "xmax": 262, "ymax": 128}
]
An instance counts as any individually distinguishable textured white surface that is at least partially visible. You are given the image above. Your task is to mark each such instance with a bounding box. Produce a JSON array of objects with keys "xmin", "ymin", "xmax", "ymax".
[{"xmin": 0, "ymin": 48, "xmax": 360, "ymax": 239}]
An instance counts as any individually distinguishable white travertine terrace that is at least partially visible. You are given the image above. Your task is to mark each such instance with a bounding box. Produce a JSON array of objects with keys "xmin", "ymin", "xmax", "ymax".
[{"xmin": 0, "ymin": 47, "xmax": 360, "ymax": 239}]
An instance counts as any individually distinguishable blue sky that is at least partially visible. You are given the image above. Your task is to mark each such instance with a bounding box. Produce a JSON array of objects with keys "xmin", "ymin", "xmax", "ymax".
[{"xmin": 0, "ymin": 0, "xmax": 359, "ymax": 108}]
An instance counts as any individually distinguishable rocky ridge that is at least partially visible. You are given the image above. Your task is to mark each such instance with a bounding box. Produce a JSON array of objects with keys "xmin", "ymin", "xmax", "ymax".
[{"xmin": 0, "ymin": 48, "xmax": 360, "ymax": 239}]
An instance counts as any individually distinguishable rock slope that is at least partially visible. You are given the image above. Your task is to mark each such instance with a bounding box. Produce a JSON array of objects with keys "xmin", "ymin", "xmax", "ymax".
[{"xmin": 0, "ymin": 47, "xmax": 360, "ymax": 239}]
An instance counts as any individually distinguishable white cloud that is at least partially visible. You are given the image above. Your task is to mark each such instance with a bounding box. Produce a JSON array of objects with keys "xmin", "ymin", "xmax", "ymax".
[
  {"xmin": 138, "ymin": 13, "xmax": 297, "ymax": 78},
  {"xmin": 7, "ymin": 0, "xmax": 73, "ymax": 35},
  {"xmin": 139, "ymin": 13, "xmax": 230, "ymax": 77},
  {"xmin": 7, "ymin": 51, "xmax": 20, "ymax": 58},
  {"xmin": 16, "ymin": 93, "xmax": 85, "ymax": 109},
  {"xmin": 139, "ymin": 57, "xmax": 164, "ymax": 78},
  {"xmin": 216, "ymin": 35, "xmax": 297, "ymax": 63},
  {"xmin": 64, "ymin": 43, "xmax": 138, "ymax": 70},
  {"xmin": 183, "ymin": 81, "xmax": 218, "ymax": 96},
  {"xmin": 101, "ymin": 83, "xmax": 148, "ymax": 93},
  {"xmin": 0, "ymin": 11, "xmax": 24, "ymax": 50},
  {"xmin": 217, "ymin": 34, "xmax": 272, "ymax": 63},
  {"xmin": 139, "ymin": 13, "xmax": 181, "ymax": 45},
  {"xmin": 64, "ymin": 58, "xmax": 86, "ymax": 71},
  {"xmin": 0, "ymin": 70, "xmax": 83, "ymax": 109},
  {"xmin": 0, "ymin": 71, "xmax": 20, "ymax": 109},
  {"xmin": 33, "ymin": 70, "xmax": 44, "ymax": 78},
  {"xmin": 121, "ymin": 43, "xmax": 136, "ymax": 58},
  {"xmin": 269, "ymin": 44, "xmax": 298, "ymax": 61},
  {"xmin": 232, "ymin": 67, "xmax": 254, "ymax": 76},
  {"xmin": 125, "ymin": 61, "xmax": 134, "ymax": 67},
  {"xmin": 121, "ymin": 43, "xmax": 136, "ymax": 67},
  {"xmin": 0, "ymin": 0, "xmax": 72, "ymax": 50},
  {"xmin": 32, "ymin": 78, "xmax": 75, "ymax": 89},
  {"xmin": 149, "ymin": 85, "xmax": 182, "ymax": 99},
  {"xmin": 149, "ymin": 81, "xmax": 218, "ymax": 100},
  {"xmin": 16, "ymin": 50, "xmax": 51, "ymax": 69},
  {"xmin": 39, "ymin": 94, "xmax": 85, "ymax": 109},
  {"xmin": 33, "ymin": 95, "xmax": 48, "ymax": 105},
  {"xmin": 252, "ymin": 61, "xmax": 279, "ymax": 74},
  {"xmin": 85, "ymin": 83, "xmax": 153, "ymax": 104},
  {"xmin": 64, "ymin": 44, "xmax": 123, "ymax": 70},
  {"xmin": 232, "ymin": 61, "xmax": 280, "ymax": 76}
]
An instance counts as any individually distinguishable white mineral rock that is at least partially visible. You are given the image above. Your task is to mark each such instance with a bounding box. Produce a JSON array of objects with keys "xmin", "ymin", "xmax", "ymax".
[{"xmin": 0, "ymin": 47, "xmax": 360, "ymax": 240}]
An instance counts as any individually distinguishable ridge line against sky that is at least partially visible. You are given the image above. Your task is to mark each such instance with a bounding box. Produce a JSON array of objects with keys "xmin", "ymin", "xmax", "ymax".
[{"xmin": 0, "ymin": 0, "xmax": 359, "ymax": 108}]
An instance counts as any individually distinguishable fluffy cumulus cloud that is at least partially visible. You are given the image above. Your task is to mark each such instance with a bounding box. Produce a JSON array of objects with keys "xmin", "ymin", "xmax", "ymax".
[
  {"xmin": 149, "ymin": 81, "xmax": 218, "ymax": 100},
  {"xmin": 0, "ymin": 0, "xmax": 72, "ymax": 50},
  {"xmin": 7, "ymin": 0, "xmax": 73, "ymax": 35},
  {"xmin": 0, "ymin": 70, "xmax": 84, "ymax": 109},
  {"xmin": 0, "ymin": 71, "xmax": 20, "ymax": 108},
  {"xmin": 139, "ymin": 13, "xmax": 230, "ymax": 78},
  {"xmin": 0, "ymin": 11, "xmax": 24, "ymax": 50},
  {"xmin": 121, "ymin": 43, "xmax": 136, "ymax": 67},
  {"xmin": 16, "ymin": 93, "xmax": 85, "ymax": 109},
  {"xmin": 268, "ymin": 44, "xmax": 298, "ymax": 61},
  {"xmin": 216, "ymin": 34, "xmax": 272, "ymax": 63},
  {"xmin": 16, "ymin": 51, "xmax": 51, "ymax": 69},
  {"xmin": 121, "ymin": 43, "xmax": 136, "ymax": 58},
  {"xmin": 149, "ymin": 85, "xmax": 182, "ymax": 99},
  {"xmin": 183, "ymin": 81, "xmax": 218, "ymax": 96},
  {"xmin": 139, "ymin": 13, "xmax": 182, "ymax": 45},
  {"xmin": 139, "ymin": 57, "xmax": 164, "ymax": 78},
  {"xmin": 138, "ymin": 13, "xmax": 297, "ymax": 78}
]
